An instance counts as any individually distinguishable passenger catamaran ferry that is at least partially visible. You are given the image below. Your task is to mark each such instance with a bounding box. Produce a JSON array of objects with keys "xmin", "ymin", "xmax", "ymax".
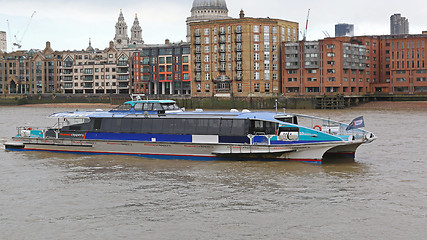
[{"xmin": 4, "ymin": 96, "xmax": 376, "ymax": 164}]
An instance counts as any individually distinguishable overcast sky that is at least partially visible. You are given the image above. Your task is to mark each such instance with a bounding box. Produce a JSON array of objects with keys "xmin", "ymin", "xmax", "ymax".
[{"xmin": 0, "ymin": 0, "xmax": 425, "ymax": 52}]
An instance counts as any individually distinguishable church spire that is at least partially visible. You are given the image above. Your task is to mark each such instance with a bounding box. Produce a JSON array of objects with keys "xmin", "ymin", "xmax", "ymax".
[
  {"xmin": 114, "ymin": 9, "xmax": 129, "ymax": 49},
  {"xmin": 86, "ymin": 38, "xmax": 94, "ymax": 53},
  {"xmin": 131, "ymin": 13, "xmax": 144, "ymax": 45}
]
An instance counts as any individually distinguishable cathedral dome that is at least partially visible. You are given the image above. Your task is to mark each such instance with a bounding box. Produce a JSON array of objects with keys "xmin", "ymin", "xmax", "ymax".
[{"xmin": 191, "ymin": 0, "xmax": 228, "ymax": 12}]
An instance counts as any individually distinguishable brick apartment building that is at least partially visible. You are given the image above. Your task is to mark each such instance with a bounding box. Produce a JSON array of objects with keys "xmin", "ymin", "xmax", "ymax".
[
  {"xmin": 189, "ymin": 11, "xmax": 298, "ymax": 97},
  {"xmin": 372, "ymin": 34, "xmax": 426, "ymax": 94},
  {"xmin": 0, "ymin": 42, "xmax": 62, "ymax": 94},
  {"xmin": 60, "ymin": 41, "xmax": 133, "ymax": 94},
  {"xmin": 282, "ymin": 34, "xmax": 426, "ymax": 95}
]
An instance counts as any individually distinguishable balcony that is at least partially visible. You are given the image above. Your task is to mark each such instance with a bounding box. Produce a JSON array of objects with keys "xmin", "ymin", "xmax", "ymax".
[
  {"xmin": 116, "ymin": 69, "xmax": 129, "ymax": 74},
  {"xmin": 117, "ymin": 62, "xmax": 128, "ymax": 67},
  {"xmin": 118, "ymin": 83, "xmax": 129, "ymax": 88},
  {"xmin": 62, "ymin": 69, "xmax": 73, "ymax": 75},
  {"xmin": 83, "ymin": 76, "xmax": 93, "ymax": 81},
  {"xmin": 214, "ymin": 88, "xmax": 230, "ymax": 93},
  {"xmin": 117, "ymin": 76, "xmax": 129, "ymax": 82}
]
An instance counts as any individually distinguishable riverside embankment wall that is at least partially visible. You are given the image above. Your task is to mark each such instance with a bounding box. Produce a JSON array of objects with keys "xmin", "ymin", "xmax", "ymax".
[{"xmin": 1, "ymin": 94, "xmax": 427, "ymax": 109}]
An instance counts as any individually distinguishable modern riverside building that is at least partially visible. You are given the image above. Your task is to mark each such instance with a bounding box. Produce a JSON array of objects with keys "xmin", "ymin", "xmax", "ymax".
[
  {"xmin": 60, "ymin": 41, "xmax": 132, "ymax": 94},
  {"xmin": 390, "ymin": 14, "xmax": 409, "ymax": 35},
  {"xmin": 281, "ymin": 35, "xmax": 427, "ymax": 95},
  {"xmin": 133, "ymin": 42, "xmax": 191, "ymax": 95},
  {"xmin": 0, "ymin": 42, "xmax": 62, "ymax": 94},
  {"xmin": 0, "ymin": 31, "xmax": 6, "ymax": 52},
  {"xmin": 190, "ymin": 11, "xmax": 298, "ymax": 97},
  {"xmin": 335, "ymin": 23, "xmax": 354, "ymax": 37}
]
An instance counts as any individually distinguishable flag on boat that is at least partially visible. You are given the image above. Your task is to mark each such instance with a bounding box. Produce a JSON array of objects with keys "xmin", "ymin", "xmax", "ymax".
[{"xmin": 346, "ymin": 116, "xmax": 365, "ymax": 130}]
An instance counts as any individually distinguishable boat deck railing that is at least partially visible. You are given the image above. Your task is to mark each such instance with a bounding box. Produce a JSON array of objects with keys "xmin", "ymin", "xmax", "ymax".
[{"xmin": 13, "ymin": 136, "xmax": 93, "ymax": 147}]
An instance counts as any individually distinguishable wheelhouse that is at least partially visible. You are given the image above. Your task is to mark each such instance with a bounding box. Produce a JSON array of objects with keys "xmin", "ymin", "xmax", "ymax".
[{"xmin": 110, "ymin": 100, "xmax": 181, "ymax": 113}]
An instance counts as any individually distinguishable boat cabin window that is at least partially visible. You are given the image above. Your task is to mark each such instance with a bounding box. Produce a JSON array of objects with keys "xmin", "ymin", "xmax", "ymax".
[
  {"xmin": 162, "ymin": 103, "xmax": 180, "ymax": 110},
  {"xmin": 275, "ymin": 116, "xmax": 298, "ymax": 125},
  {"xmin": 134, "ymin": 103, "xmax": 143, "ymax": 111},
  {"xmin": 94, "ymin": 119, "xmax": 102, "ymax": 130},
  {"xmin": 249, "ymin": 120, "xmax": 278, "ymax": 135},
  {"xmin": 85, "ymin": 117, "xmax": 250, "ymax": 136},
  {"xmin": 152, "ymin": 103, "xmax": 163, "ymax": 111},
  {"xmin": 112, "ymin": 103, "xmax": 132, "ymax": 111},
  {"xmin": 143, "ymin": 103, "xmax": 152, "ymax": 111}
]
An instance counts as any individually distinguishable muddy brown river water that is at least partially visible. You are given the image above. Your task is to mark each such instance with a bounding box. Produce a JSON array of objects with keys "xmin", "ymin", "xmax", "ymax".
[{"xmin": 0, "ymin": 106, "xmax": 426, "ymax": 239}]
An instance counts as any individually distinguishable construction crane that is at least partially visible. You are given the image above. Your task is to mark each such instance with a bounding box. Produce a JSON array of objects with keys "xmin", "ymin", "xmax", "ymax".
[
  {"xmin": 8, "ymin": 11, "xmax": 36, "ymax": 50},
  {"xmin": 302, "ymin": 8, "xmax": 310, "ymax": 41}
]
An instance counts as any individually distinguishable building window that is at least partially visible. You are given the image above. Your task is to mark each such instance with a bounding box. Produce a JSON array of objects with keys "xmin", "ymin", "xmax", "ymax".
[
  {"xmin": 254, "ymin": 83, "xmax": 260, "ymax": 92},
  {"xmin": 265, "ymin": 83, "xmax": 270, "ymax": 92},
  {"xmin": 254, "ymin": 25, "xmax": 259, "ymax": 33},
  {"xmin": 272, "ymin": 64, "xmax": 277, "ymax": 71}
]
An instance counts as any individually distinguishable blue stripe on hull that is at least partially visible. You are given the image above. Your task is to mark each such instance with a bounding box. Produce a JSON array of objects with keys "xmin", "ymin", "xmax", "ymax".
[{"xmin": 83, "ymin": 132, "xmax": 341, "ymax": 146}]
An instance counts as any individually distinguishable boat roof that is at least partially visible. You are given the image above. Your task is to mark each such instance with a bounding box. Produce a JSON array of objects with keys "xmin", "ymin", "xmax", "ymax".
[
  {"xmin": 49, "ymin": 110, "xmax": 287, "ymax": 123},
  {"xmin": 123, "ymin": 100, "xmax": 176, "ymax": 106}
]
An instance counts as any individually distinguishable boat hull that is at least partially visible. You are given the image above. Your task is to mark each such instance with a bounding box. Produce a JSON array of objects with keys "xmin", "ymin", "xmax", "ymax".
[{"xmin": 4, "ymin": 137, "xmax": 365, "ymax": 164}]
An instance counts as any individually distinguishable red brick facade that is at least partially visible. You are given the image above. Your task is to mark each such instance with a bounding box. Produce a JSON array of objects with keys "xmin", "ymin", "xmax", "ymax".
[{"xmin": 282, "ymin": 35, "xmax": 427, "ymax": 95}]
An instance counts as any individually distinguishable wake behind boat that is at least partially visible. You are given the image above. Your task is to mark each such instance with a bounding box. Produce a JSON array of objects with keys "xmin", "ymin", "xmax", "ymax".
[{"xmin": 4, "ymin": 96, "xmax": 376, "ymax": 164}]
